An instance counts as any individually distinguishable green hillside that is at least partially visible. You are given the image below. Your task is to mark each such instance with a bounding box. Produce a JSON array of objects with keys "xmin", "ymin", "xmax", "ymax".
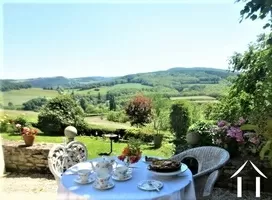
[
  {"xmin": 0, "ymin": 88, "xmax": 59, "ymax": 106},
  {"xmin": 0, "ymin": 67, "xmax": 235, "ymax": 107},
  {"xmin": 1, "ymin": 67, "xmax": 235, "ymax": 90}
]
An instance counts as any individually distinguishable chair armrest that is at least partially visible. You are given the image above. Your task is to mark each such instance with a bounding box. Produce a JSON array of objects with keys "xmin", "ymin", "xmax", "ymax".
[{"xmin": 203, "ymin": 170, "xmax": 219, "ymax": 197}]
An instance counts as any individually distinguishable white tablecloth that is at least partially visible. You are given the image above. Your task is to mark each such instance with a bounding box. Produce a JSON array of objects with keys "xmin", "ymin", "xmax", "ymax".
[{"xmin": 57, "ymin": 157, "xmax": 196, "ymax": 200}]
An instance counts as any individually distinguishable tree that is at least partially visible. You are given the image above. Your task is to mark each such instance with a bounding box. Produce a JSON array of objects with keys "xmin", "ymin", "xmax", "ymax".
[
  {"xmin": 109, "ymin": 95, "xmax": 116, "ymax": 111},
  {"xmin": 37, "ymin": 95, "xmax": 86, "ymax": 135},
  {"xmin": 227, "ymin": 34, "xmax": 272, "ymax": 164},
  {"xmin": 151, "ymin": 93, "xmax": 170, "ymax": 134},
  {"xmin": 79, "ymin": 98, "xmax": 88, "ymax": 111},
  {"xmin": 170, "ymin": 101, "xmax": 191, "ymax": 142},
  {"xmin": 8, "ymin": 102, "xmax": 13, "ymax": 107},
  {"xmin": 56, "ymin": 86, "xmax": 64, "ymax": 94},
  {"xmin": 22, "ymin": 97, "xmax": 48, "ymax": 111},
  {"xmin": 106, "ymin": 91, "xmax": 111, "ymax": 100},
  {"xmin": 228, "ymin": 34, "xmax": 272, "ymax": 124},
  {"xmin": 237, "ymin": 0, "xmax": 272, "ymax": 43},
  {"xmin": 125, "ymin": 94, "xmax": 152, "ymax": 127},
  {"xmin": 97, "ymin": 92, "xmax": 101, "ymax": 104}
]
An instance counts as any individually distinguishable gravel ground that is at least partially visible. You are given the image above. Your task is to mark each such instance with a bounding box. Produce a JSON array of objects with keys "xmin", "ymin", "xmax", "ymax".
[{"xmin": 1, "ymin": 172, "xmax": 272, "ymax": 200}]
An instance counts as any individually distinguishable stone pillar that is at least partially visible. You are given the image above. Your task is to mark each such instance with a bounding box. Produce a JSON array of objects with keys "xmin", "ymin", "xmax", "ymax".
[
  {"xmin": 0, "ymin": 135, "xmax": 6, "ymax": 177},
  {"xmin": 64, "ymin": 126, "xmax": 77, "ymax": 143}
]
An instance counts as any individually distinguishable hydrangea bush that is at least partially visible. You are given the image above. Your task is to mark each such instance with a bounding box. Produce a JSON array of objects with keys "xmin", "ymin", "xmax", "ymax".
[{"xmin": 213, "ymin": 117, "xmax": 265, "ymax": 157}]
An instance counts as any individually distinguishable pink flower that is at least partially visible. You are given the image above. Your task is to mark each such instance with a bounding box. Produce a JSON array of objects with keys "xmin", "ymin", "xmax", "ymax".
[
  {"xmin": 227, "ymin": 127, "xmax": 244, "ymax": 142},
  {"xmin": 218, "ymin": 120, "xmax": 227, "ymax": 127},
  {"xmin": 249, "ymin": 137, "xmax": 260, "ymax": 145},
  {"xmin": 238, "ymin": 117, "xmax": 246, "ymax": 125}
]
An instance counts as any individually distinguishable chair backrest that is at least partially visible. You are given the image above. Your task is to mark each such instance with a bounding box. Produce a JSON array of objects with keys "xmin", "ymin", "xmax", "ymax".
[
  {"xmin": 48, "ymin": 141, "xmax": 88, "ymax": 180},
  {"xmin": 172, "ymin": 146, "xmax": 229, "ymax": 174},
  {"xmin": 172, "ymin": 146, "xmax": 229, "ymax": 199}
]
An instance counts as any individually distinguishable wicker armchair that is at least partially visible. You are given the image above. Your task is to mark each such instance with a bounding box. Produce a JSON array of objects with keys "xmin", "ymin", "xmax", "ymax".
[{"xmin": 171, "ymin": 146, "xmax": 230, "ymax": 200}]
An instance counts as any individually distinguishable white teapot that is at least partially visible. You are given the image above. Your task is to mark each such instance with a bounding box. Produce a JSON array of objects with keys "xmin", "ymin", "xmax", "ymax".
[{"xmin": 90, "ymin": 156, "xmax": 116, "ymax": 175}]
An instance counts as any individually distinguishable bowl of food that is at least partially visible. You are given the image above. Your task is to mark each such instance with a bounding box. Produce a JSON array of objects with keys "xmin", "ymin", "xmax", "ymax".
[{"xmin": 148, "ymin": 159, "xmax": 188, "ymax": 176}]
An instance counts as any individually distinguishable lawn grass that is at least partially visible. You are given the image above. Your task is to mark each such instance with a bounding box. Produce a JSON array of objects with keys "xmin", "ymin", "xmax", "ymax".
[
  {"xmin": 0, "ymin": 88, "xmax": 59, "ymax": 106},
  {"xmin": 85, "ymin": 116, "xmax": 132, "ymax": 129},
  {"xmin": 1, "ymin": 133, "xmax": 173, "ymax": 159}
]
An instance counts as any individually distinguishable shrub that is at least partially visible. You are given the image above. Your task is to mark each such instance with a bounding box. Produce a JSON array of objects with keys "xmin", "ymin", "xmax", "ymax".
[
  {"xmin": 107, "ymin": 111, "xmax": 129, "ymax": 123},
  {"xmin": 123, "ymin": 128, "xmax": 154, "ymax": 143},
  {"xmin": 213, "ymin": 118, "xmax": 265, "ymax": 157},
  {"xmin": 37, "ymin": 95, "xmax": 85, "ymax": 135},
  {"xmin": 125, "ymin": 94, "xmax": 152, "ymax": 127},
  {"xmin": 202, "ymin": 103, "xmax": 216, "ymax": 120},
  {"xmin": 22, "ymin": 97, "xmax": 48, "ymax": 111},
  {"xmin": 187, "ymin": 121, "xmax": 215, "ymax": 146},
  {"xmin": 13, "ymin": 115, "xmax": 28, "ymax": 127},
  {"xmin": 0, "ymin": 115, "xmax": 12, "ymax": 132},
  {"xmin": 170, "ymin": 101, "xmax": 191, "ymax": 141}
]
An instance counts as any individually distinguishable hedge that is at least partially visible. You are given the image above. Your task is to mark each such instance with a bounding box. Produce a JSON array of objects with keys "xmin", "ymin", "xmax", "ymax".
[
  {"xmin": 79, "ymin": 125, "xmax": 155, "ymax": 143},
  {"xmin": 32, "ymin": 121, "xmax": 173, "ymax": 143}
]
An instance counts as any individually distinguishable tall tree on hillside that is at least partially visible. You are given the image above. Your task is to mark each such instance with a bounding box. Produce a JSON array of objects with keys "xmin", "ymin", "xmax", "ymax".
[
  {"xmin": 106, "ymin": 91, "xmax": 111, "ymax": 100},
  {"xmin": 97, "ymin": 92, "xmax": 101, "ymax": 104},
  {"xmin": 80, "ymin": 98, "xmax": 88, "ymax": 111},
  {"xmin": 109, "ymin": 95, "xmax": 116, "ymax": 111}
]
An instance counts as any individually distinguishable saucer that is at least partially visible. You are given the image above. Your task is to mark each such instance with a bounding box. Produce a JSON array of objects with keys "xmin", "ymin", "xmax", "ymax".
[
  {"xmin": 112, "ymin": 173, "xmax": 132, "ymax": 181},
  {"xmin": 138, "ymin": 180, "xmax": 163, "ymax": 191},
  {"xmin": 74, "ymin": 176, "xmax": 95, "ymax": 184},
  {"xmin": 93, "ymin": 180, "xmax": 115, "ymax": 190}
]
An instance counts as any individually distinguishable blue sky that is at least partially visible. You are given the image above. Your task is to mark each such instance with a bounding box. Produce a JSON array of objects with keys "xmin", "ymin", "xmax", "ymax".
[{"xmin": 2, "ymin": 1, "xmax": 268, "ymax": 79}]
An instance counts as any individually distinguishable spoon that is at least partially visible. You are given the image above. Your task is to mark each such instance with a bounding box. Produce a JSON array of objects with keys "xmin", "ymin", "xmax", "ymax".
[{"xmin": 148, "ymin": 181, "xmax": 160, "ymax": 192}]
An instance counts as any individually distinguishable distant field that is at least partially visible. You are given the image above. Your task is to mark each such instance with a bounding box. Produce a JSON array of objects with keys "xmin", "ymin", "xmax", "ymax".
[
  {"xmin": 85, "ymin": 116, "xmax": 132, "ymax": 129},
  {"xmin": 170, "ymin": 96, "xmax": 216, "ymax": 101},
  {"xmin": 74, "ymin": 83, "xmax": 152, "ymax": 95},
  {"xmin": 0, "ymin": 109, "xmax": 131, "ymax": 129},
  {"xmin": 0, "ymin": 109, "xmax": 39, "ymax": 122},
  {"xmin": 0, "ymin": 88, "xmax": 59, "ymax": 106}
]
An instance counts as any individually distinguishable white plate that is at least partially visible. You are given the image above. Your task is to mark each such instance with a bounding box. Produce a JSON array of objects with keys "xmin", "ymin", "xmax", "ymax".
[
  {"xmin": 112, "ymin": 173, "xmax": 132, "ymax": 181},
  {"xmin": 138, "ymin": 180, "xmax": 163, "ymax": 191},
  {"xmin": 149, "ymin": 163, "xmax": 188, "ymax": 176},
  {"xmin": 93, "ymin": 181, "xmax": 115, "ymax": 190},
  {"xmin": 74, "ymin": 176, "xmax": 95, "ymax": 184}
]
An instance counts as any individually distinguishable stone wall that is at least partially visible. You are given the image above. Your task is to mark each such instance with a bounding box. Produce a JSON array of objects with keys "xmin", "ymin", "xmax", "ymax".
[
  {"xmin": 2, "ymin": 140, "xmax": 55, "ymax": 173},
  {"xmin": 215, "ymin": 155, "xmax": 272, "ymax": 193}
]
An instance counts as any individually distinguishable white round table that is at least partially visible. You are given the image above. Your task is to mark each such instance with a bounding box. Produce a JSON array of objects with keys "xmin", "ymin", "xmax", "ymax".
[{"xmin": 57, "ymin": 157, "xmax": 196, "ymax": 200}]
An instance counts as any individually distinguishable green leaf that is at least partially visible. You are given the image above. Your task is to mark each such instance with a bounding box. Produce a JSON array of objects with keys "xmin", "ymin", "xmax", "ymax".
[
  {"xmin": 240, "ymin": 124, "xmax": 258, "ymax": 131},
  {"xmin": 260, "ymin": 140, "xmax": 271, "ymax": 160},
  {"xmin": 263, "ymin": 23, "xmax": 271, "ymax": 29},
  {"xmin": 250, "ymin": 14, "xmax": 258, "ymax": 20}
]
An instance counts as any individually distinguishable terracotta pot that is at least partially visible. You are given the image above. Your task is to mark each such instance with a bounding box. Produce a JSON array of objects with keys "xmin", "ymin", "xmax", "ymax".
[{"xmin": 23, "ymin": 135, "xmax": 35, "ymax": 146}]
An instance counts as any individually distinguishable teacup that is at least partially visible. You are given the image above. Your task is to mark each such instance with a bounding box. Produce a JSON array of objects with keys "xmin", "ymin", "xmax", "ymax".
[
  {"xmin": 78, "ymin": 169, "xmax": 91, "ymax": 183},
  {"xmin": 114, "ymin": 166, "xmax": 128, "ymax": 179},
  {"xmin": 96, "ymin": 173, "xmax": 111, "ymax": 188}
]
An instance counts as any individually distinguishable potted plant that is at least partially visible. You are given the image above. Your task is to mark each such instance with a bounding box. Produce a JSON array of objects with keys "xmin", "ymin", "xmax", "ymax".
[
  {"xmin": 17, "ymin": 125, "xmax": 38, "ymax": 146},
  {"xmin": 152, "ymin": 115, "xmax": 164, "ymax": 148},
  {"xmin": 118, "ymin": 139, "xmax": 142, "ymax": 166}
]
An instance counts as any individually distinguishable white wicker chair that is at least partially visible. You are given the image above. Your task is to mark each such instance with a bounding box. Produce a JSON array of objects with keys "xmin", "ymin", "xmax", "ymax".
[
  {"xmin": 171, "ymin": 146, "xmax": 230, "ymax": 200},
  {"xmin": 48, "ymin": 141, "xmax": 88, "ymax": 183}
]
